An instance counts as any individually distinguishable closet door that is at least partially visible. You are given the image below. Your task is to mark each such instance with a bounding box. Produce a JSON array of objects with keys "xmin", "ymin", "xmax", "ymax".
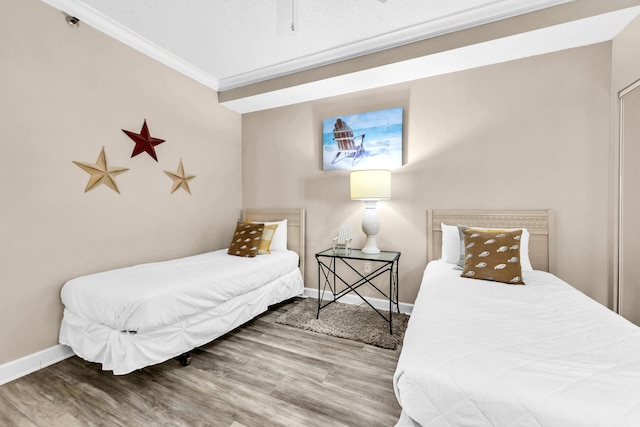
[{"xmin": 619, "ymin": 80, "xmax": 640, "ymax": 326}]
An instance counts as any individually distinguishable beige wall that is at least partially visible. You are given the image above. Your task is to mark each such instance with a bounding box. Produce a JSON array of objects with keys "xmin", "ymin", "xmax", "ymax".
[
  {"xmin": 3, "ymin": 0, "xmax": 638, "ymax": 368},
  {"xmin": 612, "ymin": 16, "xmax": 640, "ymax": 92},
  {"xmin": 243, "ymin": 43, "xmax": 613, "ymax": 305},
  {"xmin": 0, "ymin": 0, "xmax": 242, "ymax": 364}
]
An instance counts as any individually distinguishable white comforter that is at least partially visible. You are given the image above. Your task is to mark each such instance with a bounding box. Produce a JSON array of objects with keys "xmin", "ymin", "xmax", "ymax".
[
  {"xmin": 61, "ymin": 249, "xmax": 299, "ymax": 332},
  {"xmin": 394, "ymin": 261, "xmax": 640, "ymax": 427}
]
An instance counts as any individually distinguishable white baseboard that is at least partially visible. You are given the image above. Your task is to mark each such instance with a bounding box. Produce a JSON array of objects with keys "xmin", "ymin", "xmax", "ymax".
[
  {"xmin": 0, "ymin": 345, "xmax": 74, "ymax": 386},
  {"xmin": 302, "ymin": 287, "xmax": 413, "ymax": 314}
]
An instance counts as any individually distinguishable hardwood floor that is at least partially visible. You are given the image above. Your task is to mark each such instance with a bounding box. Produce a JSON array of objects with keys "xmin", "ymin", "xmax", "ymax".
[{"xmin": 0, "ymin": 298, "xmax": 402, "ymax": 426}]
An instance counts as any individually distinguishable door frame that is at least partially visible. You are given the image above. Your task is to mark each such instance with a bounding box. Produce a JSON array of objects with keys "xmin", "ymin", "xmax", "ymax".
[{"xmin": 617, "ymin": 78, "xmax": 640, "ymax": 315}]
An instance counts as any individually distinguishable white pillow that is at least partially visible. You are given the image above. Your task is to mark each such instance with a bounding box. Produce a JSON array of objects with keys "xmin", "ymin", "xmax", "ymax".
[
  {"xmin": 440, "ymin": 223, "xmax": 533, "ymax": 272},
  {"xmin": 440, "ymin": 223, "xmax": 463, "ymax": 264},
  {"xmin": 264, "ymin": 219, "xmax": 287, "ymax": 251},
  {"xmin": 478, "ymin": 227, "xmax": 531, "ymax": 272},
  {"xmin": 519, "ymin": 229, "xmax": 533, "ymax": 272}
]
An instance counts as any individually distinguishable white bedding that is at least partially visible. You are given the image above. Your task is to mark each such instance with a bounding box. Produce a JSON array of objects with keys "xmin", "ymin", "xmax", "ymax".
[
  {"xmin": 61, "ymin": 249, "xmax": 299, "ymax": 332},
  {"xmin": 394, "ymin": 260, "xmax": 640, "ymax": 427},
  {"xmin": 59, "ymin": 249, "xmax": 303, "ymax": 374}
]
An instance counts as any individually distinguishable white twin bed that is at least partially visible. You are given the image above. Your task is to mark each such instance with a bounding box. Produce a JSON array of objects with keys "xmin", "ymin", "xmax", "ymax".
[
  {"xmin": 59, "ymin": 209, "xmax": 305, "ymax": 375},
  {"xmin": 394, "ymin": 210, "xmax": 640, "ymax": 427}
]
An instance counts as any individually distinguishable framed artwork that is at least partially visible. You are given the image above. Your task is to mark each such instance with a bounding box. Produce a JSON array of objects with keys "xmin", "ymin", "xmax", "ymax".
[{"xmin": 322, "ymin": 107, "xmax": 403, "ymax": 171}]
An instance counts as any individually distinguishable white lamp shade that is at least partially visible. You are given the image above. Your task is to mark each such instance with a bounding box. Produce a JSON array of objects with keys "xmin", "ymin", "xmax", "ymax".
[{"xmin": 350, "ymin": 169, "xmax": 391, "ymax": 200}]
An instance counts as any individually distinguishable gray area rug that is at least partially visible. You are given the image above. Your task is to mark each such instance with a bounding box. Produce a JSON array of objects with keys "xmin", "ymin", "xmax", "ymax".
[{"xmin": 276, "ymin": 297, "xmax": 410, "ymax": 350}]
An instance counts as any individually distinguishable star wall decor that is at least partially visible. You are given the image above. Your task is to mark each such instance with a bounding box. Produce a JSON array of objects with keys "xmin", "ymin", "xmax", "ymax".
[
  {"xmin": 73, "ymin": 147, "xmax": 129, "ymax": 193},
  {"xmin": 122, "ymin": 119, "xmax": 165, "ymax": 161},
  {"xmin": 164, "ymin": 159, "xmax": 196, "ymax": 195}
]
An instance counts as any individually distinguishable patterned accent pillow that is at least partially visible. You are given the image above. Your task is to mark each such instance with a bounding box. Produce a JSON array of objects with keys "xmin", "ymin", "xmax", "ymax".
[
  {"xmin": 461, "ymin": 228, "xmax": 524, "ymax": 285},
  {"xmin": 257, "ymin": 224, "xmax": 278, "ymax": 255},
  {"xmin": 228, "ymin": 221, "xmax": 264, "ymax": 257}
]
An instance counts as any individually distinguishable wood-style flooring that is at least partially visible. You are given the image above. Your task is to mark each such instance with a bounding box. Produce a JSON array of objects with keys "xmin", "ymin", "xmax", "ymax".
[{"xmin": 0, "ymin": 298, "xmax": 402, "ymax": 427}]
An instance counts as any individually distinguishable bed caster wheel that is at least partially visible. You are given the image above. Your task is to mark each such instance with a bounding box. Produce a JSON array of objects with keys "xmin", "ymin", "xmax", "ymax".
[{"xmin": 177, "ymin": 352, "xmax": 191, "ymax": 367}]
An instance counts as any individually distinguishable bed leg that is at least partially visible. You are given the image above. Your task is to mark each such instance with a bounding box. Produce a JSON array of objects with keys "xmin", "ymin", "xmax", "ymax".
[{"xmin": 176, "ymin": 352, "xmax": 192, "ymax": 367}]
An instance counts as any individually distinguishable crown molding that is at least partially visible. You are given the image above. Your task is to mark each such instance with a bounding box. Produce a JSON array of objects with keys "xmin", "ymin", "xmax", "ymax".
[
  {"xmin": 38, "ymin": 0, "xmax": 639, "ymax": 112},
  {"xmin": 220, "ymin": 6, "xmax": 640, "ymax": 113},
  {"xmin": 218, "ymin": 0, "xmax": 573, "ymax": 90},
  {"xmin": 41, "ymin": 0, "xmax": 570, "ymax": 93},
  {"xmin": 40, "ymin": 0, "xmax": 219, "ymax": 91}
]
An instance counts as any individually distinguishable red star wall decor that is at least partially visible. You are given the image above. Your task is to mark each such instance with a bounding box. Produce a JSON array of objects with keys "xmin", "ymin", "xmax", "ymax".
[{"xmin": 122, "ymin": 119, "xmax": 165, "ymax": 161}]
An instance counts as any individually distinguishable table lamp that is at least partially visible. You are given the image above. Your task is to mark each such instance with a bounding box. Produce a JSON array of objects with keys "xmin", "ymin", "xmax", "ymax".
[{"xmin": 350, "ymin": 169, "xmax": 391, "ymax": 254}]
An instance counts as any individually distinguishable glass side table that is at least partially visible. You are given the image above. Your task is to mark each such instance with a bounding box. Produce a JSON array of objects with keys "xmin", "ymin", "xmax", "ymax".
[{"xmin": 315, "ymin": 248, "xmax": 401, "ymax": 334}]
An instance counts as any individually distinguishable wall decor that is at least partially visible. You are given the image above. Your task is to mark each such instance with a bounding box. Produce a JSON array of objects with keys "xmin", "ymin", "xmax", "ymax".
[
  {"xmin": 322, "ymin": 107, "xmax": 403, "ymax": 171},
  {"xmin": 73, "ymin": 146, "xmax": 129, "ymax": 193},
  {"xmin": 122, "ymin": 119, "xmax": 165, "ymax": 161},
  {"xmin": 164, "ymin": 159, "xmax": 196, "ymax": 195}
]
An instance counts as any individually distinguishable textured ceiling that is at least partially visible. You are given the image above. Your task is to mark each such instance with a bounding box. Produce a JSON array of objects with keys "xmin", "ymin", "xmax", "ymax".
[
  {"xmin": 45, "ymin": 0, "xmax": 574, "ymax": 88},
  {"xmin": 41, "ymin": 0, "xmax": 640, "ymax": 112}
]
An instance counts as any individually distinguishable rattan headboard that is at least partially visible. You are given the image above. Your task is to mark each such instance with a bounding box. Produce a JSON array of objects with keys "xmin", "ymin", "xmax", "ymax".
[
  {"xmin": 427, "ymin": 210, "xmax": 555, "ymax": 273},
  {"xmin": 241, "ymin": 209, "xmax": 306, "ymax": 277}
]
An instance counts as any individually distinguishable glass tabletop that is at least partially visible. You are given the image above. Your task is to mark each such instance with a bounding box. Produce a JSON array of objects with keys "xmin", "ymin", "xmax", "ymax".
[{"xmin": 316, "ymin": 248, "xmax": 400, "ymax": 262}]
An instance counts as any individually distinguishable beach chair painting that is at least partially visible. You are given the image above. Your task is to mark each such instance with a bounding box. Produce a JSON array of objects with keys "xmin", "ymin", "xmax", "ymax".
[
  {"xmin": 331, "ymin": 118, "xmax": 365, "ymax": 166},
  {"xmin": 322, "ymin": 107, "xmax": 403, "ymax": 171}
]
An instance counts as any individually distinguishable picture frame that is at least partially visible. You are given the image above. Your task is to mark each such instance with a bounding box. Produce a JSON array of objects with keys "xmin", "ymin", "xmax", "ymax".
[{"xmin": 322, "ymin": 107, "xmax": 403, "ymax": 171}]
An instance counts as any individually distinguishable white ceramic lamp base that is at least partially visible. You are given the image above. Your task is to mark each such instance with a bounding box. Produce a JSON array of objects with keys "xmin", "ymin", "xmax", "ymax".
[{"xmin": 361, "ymin": 200, "xmax": 381, "ymax": 254}]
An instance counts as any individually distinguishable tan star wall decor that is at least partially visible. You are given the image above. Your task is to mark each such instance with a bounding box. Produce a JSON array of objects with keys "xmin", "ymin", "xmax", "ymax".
[
  {"xmin": 73, "ymin": 146, "xmax": 129, "ymax": 193},
  {"xmin": 164, "ymin": 159, "xmax": 196, "ymax": 195}
]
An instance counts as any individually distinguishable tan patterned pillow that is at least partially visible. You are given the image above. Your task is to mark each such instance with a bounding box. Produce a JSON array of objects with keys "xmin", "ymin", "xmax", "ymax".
[
  {"xmin": 257, "ymin": 224, "xmax": 278, "ymax": 255},
  {"xmin": 228, "ymin": 221, "xmax": 264, "ymax": 257},
  {"xmin": 461, "ymin": 228, "xmax": 524, "ymax": 285}
]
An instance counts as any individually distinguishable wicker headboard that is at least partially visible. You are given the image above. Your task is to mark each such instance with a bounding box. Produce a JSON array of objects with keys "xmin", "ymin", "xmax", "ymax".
[
  {"xmin": 241, "ymin": 209, "xmax": 306, "ymax": 277},
  {"xmin": 427, "ymin": 210, "xmax": 555, "ymax": 273}
]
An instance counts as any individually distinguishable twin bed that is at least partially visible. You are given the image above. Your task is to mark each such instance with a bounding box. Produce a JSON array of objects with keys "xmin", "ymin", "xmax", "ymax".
[
  {"xmin": 59, "ymin": 206, "xmax": 640, "ymax": 425},
  {"xmin": 59, "ymin": 209, "xmax": 305, "ymax": 375},
  {"xmin": 394, "ymin": 210, "xmax": 640, "ymax": 427}
]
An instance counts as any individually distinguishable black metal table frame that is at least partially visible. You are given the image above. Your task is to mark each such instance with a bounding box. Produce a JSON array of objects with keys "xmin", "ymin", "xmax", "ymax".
[{"xmin": 315, "ymin": 249, "xmax": 400, "ymax": 333}]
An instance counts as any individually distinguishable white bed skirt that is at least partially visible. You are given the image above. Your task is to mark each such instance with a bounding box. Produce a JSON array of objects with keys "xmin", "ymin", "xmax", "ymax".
[{"xmin": 59, "ymin": 269, "xmax": 303, "ymax": 375}]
